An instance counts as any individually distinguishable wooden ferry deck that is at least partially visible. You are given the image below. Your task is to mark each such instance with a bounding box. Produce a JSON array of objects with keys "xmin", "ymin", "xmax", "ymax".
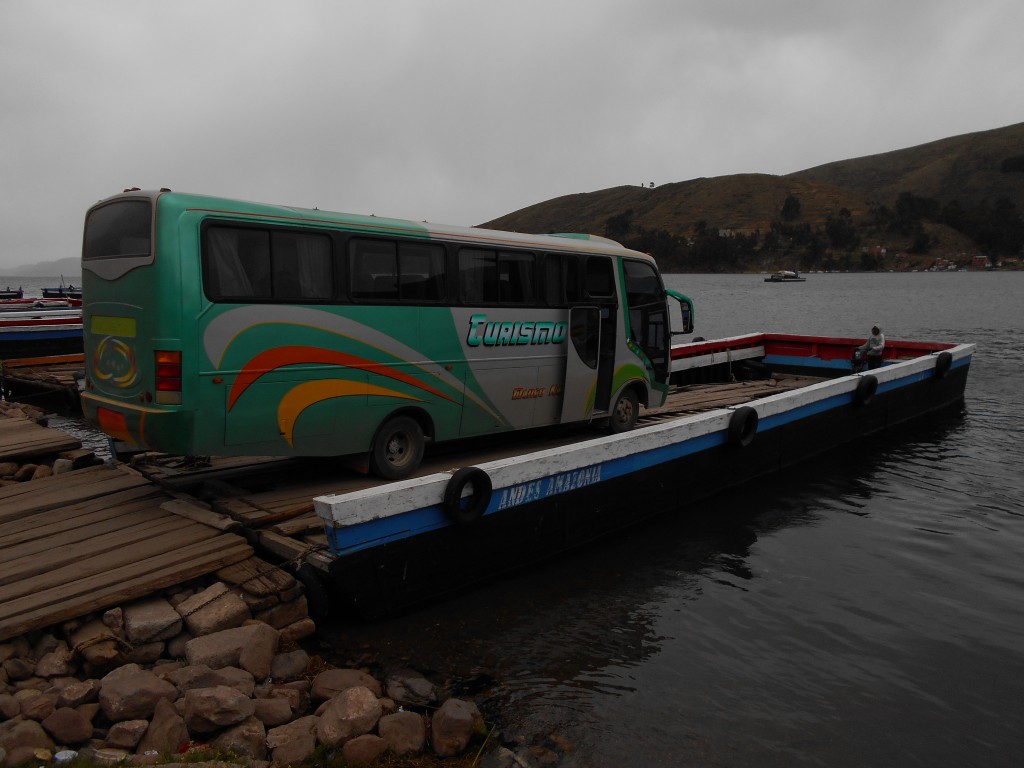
[{"xmin": 0, "ymin": 373, "xmax": 820, "ymax": 640}]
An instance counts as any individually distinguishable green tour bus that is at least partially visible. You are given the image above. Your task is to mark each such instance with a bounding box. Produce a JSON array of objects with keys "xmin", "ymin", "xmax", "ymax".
[{"xmin": 81, "ymin": 189, "xmax": 694, "ymax": 479}]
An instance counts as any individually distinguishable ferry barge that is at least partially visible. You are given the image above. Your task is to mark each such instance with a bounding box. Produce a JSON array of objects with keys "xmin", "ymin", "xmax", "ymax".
[{"xmin": 313, "ymin": 332, "xmax": 972, "ymax": 617}]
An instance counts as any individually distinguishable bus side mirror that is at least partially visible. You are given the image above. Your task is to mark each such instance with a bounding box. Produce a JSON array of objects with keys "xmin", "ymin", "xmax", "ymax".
[{"xmin": 666, "ymin": 290, "xmax": 695, "ymax": 335}]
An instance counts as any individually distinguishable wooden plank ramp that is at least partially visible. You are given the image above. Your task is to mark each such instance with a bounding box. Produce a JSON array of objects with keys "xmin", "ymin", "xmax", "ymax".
[
  {"xmin": 0, "ymin": 416, "xmax": 81, "ymax": 462},
  {"xmin": 0, "ymin": 463, "xmax": 252, "ymax": 641}
]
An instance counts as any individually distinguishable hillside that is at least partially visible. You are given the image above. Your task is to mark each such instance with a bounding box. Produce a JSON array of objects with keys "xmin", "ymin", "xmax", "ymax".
[
  {"xmin": 2, "ymin": 256, "xmax": 82, "ymax": 277},
  {"xmin": 482, "ymin": 122, "xmax": 1024, "ymax": 272}
]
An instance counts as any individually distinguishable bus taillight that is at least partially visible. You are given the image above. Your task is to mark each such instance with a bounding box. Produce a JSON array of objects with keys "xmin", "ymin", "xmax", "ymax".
[{"xmin": 155, "ymin": 350, "xmax": 182, "ymax": 404}]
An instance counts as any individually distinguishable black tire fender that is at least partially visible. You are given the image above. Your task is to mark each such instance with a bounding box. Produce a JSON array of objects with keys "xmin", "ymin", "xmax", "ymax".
[
  {"xmin": 854, "ymin": 374, "xmax": 878, "ymax": 406},
  {"xmin": 934, "ymin": 351, "xmax": 953, "ymax": 379},
  {"xmin": 728, "ymin": 406, "xmax": 758, "ymax": 448},
  {"xmin": 443, "ymin": 466, "xmax": 492, "ymax": 525},
  {"xmin": 296, "ymin": 562, "xmax": 331, "ymax": 624}
]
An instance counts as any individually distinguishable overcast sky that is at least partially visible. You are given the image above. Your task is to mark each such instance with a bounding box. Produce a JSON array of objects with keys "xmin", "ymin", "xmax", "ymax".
[{"xmin": 1, "ymin": 0, "xmax": 1021, "ymax": 271}]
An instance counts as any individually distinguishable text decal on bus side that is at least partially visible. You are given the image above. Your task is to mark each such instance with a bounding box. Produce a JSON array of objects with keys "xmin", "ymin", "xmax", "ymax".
[{"xmin": 466, "ymin": 314, "xmax": 568, "ymax": 347}]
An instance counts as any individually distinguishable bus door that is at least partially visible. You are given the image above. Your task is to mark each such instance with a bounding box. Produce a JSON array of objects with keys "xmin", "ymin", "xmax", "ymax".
[{"xmin": 560, "ymin": 305, "xmax": 604, "ymax": 423}]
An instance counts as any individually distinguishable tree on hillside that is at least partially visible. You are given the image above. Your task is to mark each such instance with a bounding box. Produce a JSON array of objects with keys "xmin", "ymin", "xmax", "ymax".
[
  {"xmin": 781, "ymin": 194, "xmax": 802, "ymax": 222},
  {"xmin": 825, "ymin": 208, "xmax": 860, "ymax": 251},
  {"xmin": 604, "ymin": 209, "xmax": 635, "ymax": 240}
]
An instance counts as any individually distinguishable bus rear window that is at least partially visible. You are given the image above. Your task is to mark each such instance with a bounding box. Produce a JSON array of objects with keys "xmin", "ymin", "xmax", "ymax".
[{"xmin": 83, "ymin": 200, "xmax": 152, "ymax": 260}]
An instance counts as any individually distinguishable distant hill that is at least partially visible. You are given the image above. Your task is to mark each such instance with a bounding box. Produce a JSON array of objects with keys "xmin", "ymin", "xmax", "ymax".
[
  {"xmin": 3, "ymin": 256, "xmax": 82, "ymax": 277},
  {"xmin": 482, "ymin": 122, "xmax": 1024, "ymax": 272}
]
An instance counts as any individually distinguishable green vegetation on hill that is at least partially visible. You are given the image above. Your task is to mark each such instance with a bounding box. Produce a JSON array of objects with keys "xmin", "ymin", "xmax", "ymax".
[{"xmin": 482, "ymin": 123, "xmax": 1024, "ymax": 272}]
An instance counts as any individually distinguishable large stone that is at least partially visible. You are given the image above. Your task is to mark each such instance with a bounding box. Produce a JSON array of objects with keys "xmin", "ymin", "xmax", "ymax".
[
  {"xmin": 432, "ymin": 697, "xmax": 483, "ymax": 757},
  {"xmin": 17, "ymin": 690, "xmax": 58, "ymax": 721},
  {"xmin": 253, "ymin": 696, "xmax": 293, "ymax": 727},
  {"xmin": 184, "ymin": 623, "xmax": 279, "ymax": 680},
  {"xmin": 57, "ymin": 678, "xmax": 101, "ymax": 708},
  {"xmin": 279, "ymin": 617, "xmax": 317, "ymax": 643},
  {"xmin": 182, "ymin": 685, "xmax": 255, "ymax": 734},
  {"xmin": 126, "ymin": 641, "xmax": 165, "ymax": 665},
  {"xmin": 266, "ymin": 715, "xmax": 319, "ymax": 766},
  {"xmin": 98, "ymin": 669, "xmax": 177, "ymax": 722},
  {"xmin": 312, "ymin": 668, "xmax": 382, "ymax": 701},
  {"xmin": 34, "ymin": 645, "xmax": 76, "ymax": 678},
  {"xmin": 40, "ymin": 707, "xmax": 92, "ymax": 745},
  {"xmin": 2, "ymin": 658, "xmax": 34, "ymax": 682},
  {"xmin": 268, "ymin": 684, "xmax": 309, "ymax": 716},
  {"xmin": 343, "ymin": 733, "xmax": 389, "ymax": 764},
  {"xmin": 211, "ymin": 716, "xmax": 267, "ymax": 760},
  {"xmin": 0, "ymin": 693, "xmax": 19, "ymax": 719},
  {"xmin": 385, "ymin": 667, "xmax": 438, "ymax": 706},
  {"xmin": 176, "ymin": 582, "xmax": 251, "ymax": 635},
  {"xmin": 0, "ymin": 718, "xmax": 54, "ymax": 755},
  {"xmin": 69, "ymin": 620, "xmax": 126, "ymax": 674},
  {"xmin": 105, "ymin": 719, "xmax": 149, "ymax": 750},
  {"xmin": 254, "ymin": 595, "xmax": 308, "ymax": 629},
  {"xmin": 137, "ymin": 697, "xmax": 189, "ymax": 755},
  {"xmin": 270, "ymin": 649, "xmax": 309, "ymax": 683},
  {"xmin": 379, "ymin": 710, "xmax": 427, "ymax": 755},
  {"xmin": 165, "ymin": 664, "xmax": 255, "ymax": 697},
  {"xmin": 316, "ymin": 686, "xmax": 382, "ymax": 746},
  {"xmin": 124, "ymin": 598, "xmax": 183, "ymax": 644}
]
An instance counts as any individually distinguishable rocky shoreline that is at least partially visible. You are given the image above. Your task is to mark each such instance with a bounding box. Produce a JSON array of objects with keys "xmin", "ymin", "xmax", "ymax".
[
  {"xmin": 0, "ymin": 567, "xmax": 494, "ymax": 766},
  {"xmin": 0, "ymin": 400, "xmax": 520, "ymax": 767}
]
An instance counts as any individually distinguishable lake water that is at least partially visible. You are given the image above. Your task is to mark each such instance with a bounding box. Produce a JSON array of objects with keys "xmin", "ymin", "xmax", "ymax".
[{"xmin": 318, "ymin": 272, "xmax": 1024, "ymax": 767}]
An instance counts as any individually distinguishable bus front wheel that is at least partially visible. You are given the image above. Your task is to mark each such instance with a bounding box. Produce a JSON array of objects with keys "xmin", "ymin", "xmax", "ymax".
[
  {"xmin": 369, "ymin": 415, "xmax": 425, "ymax": 480},
  {"xmin": 608, "ymin": 387, "xmax": 639, "ymax": 433}
]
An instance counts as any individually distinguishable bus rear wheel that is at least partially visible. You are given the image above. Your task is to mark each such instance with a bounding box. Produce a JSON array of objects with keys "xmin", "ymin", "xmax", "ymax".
[
  {"xmin": 370, "ymin": 415, "xmax": 424, "ymax": 480},
  {"xmin": 608, "ymin": 387, "xmax": 639, "ymax": 433}
]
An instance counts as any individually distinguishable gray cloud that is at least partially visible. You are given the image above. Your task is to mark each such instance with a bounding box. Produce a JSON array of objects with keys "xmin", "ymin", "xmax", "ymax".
[{"xmin": 1, "ymin": 0, "xmax": 1021, "ymax": 269}]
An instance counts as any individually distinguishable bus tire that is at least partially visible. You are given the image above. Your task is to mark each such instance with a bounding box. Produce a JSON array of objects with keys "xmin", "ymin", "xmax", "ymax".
[
  {"xmin": 935, "ymin": 351, "xmax": 953, "ymax": 379},
  {"xmin": 728, "ymin": 406, "xmax": 758, "ymax": 448},
  {"xmin": 443, "ymin": 466, "xmax": 492, "ymax": 525},
  {"xmin": 854, "ymin": 375, "xmax": 878, "ymax": 406},
  {"xmin": 369, "ymin": 415, "xmax": 424, "ymax": 480},
  {"xmin": 608, "ymin": 387, "xmax": 639, "ymax": 433}
]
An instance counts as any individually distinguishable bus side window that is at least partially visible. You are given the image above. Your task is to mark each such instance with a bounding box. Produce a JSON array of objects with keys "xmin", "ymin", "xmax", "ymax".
[
  {"xmin": 398, "ymin": 242, "xmax": 445, "ymax": 302},
  {"xmin": 459, "ymin": 248, "xmax": 498, "ymax": 304},
  {"xmin": 351, "ymin": 239, "xmax": 398, "ymax": 301},
  {"xmin": 542, "ymin": 254, "xmax": 562, "ymax": 306},
  {"xmin": 585, "ymin": 256, "xmax": 614, "ymax": 299},
  {"xmin": 498, "ymin": 251, "xmax": 534, "ymax": 305},
  {"xmin": 204, "ymin": 226, "xmax": 271, "ymax": 300},
  {"xmin": 271, "ymin": 231, "xmax": 332, "ymax": 300}
]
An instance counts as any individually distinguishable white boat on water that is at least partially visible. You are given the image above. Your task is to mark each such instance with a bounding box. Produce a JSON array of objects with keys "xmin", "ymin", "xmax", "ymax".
[{"xmin": 765, "ymin": 270, "xmax": 806, "ymax": 282}]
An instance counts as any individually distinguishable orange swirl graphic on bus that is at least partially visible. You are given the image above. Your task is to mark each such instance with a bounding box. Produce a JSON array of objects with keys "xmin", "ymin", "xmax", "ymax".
[
  {"xmin": 227, "ymin": 345, "xmax": 458, "ymax": 411},
  {"xmin": 277, "ymin": 380, "xmax": 421, "ymax": 446},
  {"xmin": 93, "ymin": 337, "xmax": 139, "ymax": 388}
]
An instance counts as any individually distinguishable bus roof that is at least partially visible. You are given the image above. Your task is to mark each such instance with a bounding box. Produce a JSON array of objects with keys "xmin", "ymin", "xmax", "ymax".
[{"xmin": 101, "ymin": 189, "xmax": 656, "ymax": 263}]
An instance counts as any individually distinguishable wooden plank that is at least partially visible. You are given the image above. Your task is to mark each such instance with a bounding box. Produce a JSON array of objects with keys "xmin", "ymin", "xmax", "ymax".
[
  {"xmin": 0, "ymin": 539, "xmax": 253, "ymax": 640},
  {"xmin": 161, "ymin": 499, "xmax": 241, "ymax": 531},
  {"xmin": 0, "ymin": 466, "xmax": 150, "ymax": 521},
  {"xmin": 0, "ymin": 485, "xmax": 163, "ymax": 540},
  {"xmin": 0, "ymin": 419, "xmax": 80, "ymax": 460},
  {"xmin": 257, "ymin": 529, "xmax": 319, "ymax": 563},
  {"xmin": 0, "ymin": 520, "xmax": 221, "ymax": 599},
  {"xmin": 216, "ymin": 557, "xmax": 297, "ymax": 598},
  {"xmin": 0, "ymin": 499, "xmax": 160, "ymax": 550},
  {"xmin": 0, "ymin": 508, "xmax": 189, "ymax": 570},
  {"xmin": 272, "ymin": 512, "xmax": 326, "ymax": 536}
]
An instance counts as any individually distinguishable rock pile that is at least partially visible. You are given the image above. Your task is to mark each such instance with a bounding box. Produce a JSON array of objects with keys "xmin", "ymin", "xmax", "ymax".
[{"xmin": 0, "ymin": 565, "xmax": 487, "ymax": 767}]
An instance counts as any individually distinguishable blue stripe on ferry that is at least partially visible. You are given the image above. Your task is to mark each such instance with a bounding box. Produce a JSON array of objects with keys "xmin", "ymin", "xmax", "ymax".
[{"xmin": 325, "ymin": 358, "xmax": 967, "ymax": 557}]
